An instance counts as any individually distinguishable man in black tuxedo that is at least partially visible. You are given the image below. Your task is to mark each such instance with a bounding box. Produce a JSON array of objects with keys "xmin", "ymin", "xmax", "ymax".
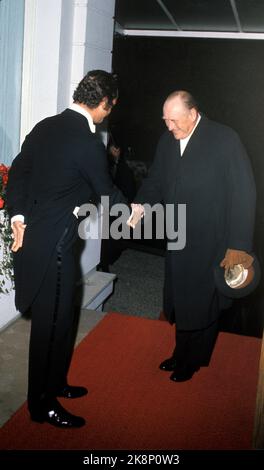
[
  {"xmin": 7, "ymin": 70, "xmax": 126, "ymax": 428},
  {"xmin": 128, "ymin": 90, "xmax": 256, "ymax": 382}
]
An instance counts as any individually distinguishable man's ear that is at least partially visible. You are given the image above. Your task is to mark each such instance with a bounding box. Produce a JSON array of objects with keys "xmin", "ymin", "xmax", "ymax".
[
  {"xmin": 190, "ymin": 108, "xmax": 198, "ymax": 122},
  {"xmin": 98, "ymin": 98, "xmax": 107, "ymax": 108},
  {"xmin": 101, "ymin": 97, "xmax": 117, "ymax": 110},
  {"xmin": 100, "ymin": 97, "xmax": 112, "ymax": 110}
]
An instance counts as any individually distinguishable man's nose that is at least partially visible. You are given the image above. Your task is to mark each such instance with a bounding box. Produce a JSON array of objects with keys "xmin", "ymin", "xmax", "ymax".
[{"xmin": 167, "ymin": 120, "xmax": 175, "ymax": 131}]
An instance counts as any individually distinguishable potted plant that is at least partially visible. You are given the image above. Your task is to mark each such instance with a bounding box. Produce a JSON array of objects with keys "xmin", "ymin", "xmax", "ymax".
[{"xmin": 0, "ymin": 164, "xmax": 14, "ymax": 295}]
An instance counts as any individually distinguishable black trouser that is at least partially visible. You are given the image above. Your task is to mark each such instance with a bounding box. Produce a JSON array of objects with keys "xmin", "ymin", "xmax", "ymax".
[
  {"xmin": 27, "ymin": 218, "xmax": 78, "ymax": 413},
  {"xmin": 173, "ymin": 320, "xmax": 219, "ymax": 372}
]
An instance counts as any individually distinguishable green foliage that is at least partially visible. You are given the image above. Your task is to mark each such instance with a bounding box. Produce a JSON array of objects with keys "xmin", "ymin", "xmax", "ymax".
[{"xmin": 0, "ymin": 164, "xmax": 14, "ymax": 295}]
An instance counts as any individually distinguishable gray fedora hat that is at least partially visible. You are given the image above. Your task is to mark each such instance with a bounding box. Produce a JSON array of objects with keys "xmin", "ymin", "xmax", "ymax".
[{"xmin": 214, "ymin": 253, "xmax": 261, "ymax": 299}]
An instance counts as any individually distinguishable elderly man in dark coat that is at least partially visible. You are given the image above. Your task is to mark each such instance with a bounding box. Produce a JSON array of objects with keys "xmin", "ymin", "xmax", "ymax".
[
  {"xmin": 128, "ymin": 90, "xmax": 256, "ymax": 382},
  {"xmin": 7, "ymin": 70, "xmax": 127, "ymax": 427}
]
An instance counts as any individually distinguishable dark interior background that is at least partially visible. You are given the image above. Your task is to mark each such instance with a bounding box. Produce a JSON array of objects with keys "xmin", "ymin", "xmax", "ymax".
[{"xmin": 109, "ymin": 35, "xmax": 264, "ymax": 337}]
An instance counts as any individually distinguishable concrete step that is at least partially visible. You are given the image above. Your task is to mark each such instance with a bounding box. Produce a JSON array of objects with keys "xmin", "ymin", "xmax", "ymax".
[{"xmin": 76, "ymin": 269, "xmax": 116, "ymax": 311}]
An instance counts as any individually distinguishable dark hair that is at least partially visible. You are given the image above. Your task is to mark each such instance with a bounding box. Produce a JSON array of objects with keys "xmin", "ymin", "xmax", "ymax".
[
  {"xmin": 73, "ymin": 70, "xmax": 118, "ymax": 108},
  {"xmin": 166, "ymin": 90, "xmax": 198, "ymax": 111}
]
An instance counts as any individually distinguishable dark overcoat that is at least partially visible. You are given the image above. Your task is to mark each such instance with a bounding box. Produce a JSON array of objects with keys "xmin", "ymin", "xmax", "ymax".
[
  {"xmin": 7, "ymin": 109, "xmax": 126, "ymax": 313},
  {"xmin": 136, "ymin": 116, "xmax": 256, "ymax": 329}
]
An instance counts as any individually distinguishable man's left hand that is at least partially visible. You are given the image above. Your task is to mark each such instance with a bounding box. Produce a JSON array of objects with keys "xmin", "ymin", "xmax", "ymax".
[
  {"xmin": 220, "ymin": 249, "xmax": 254, "ymax": 270},
  {"xmin": 11, "ymin": 221, "xmax": 27, "ymax": 252}
]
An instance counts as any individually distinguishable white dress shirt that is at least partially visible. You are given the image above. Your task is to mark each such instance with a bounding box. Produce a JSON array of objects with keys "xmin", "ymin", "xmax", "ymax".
[
  {"xmin": 69, "ymin": 103, "xmax": 96, "ymax": 133},
  {"xmin": 180, "ymin": 113, "xmax": 201, "ymax": 156}
]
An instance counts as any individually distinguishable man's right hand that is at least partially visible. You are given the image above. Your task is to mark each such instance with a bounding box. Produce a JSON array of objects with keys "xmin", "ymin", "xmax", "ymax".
[
  {"xmin": 126, "ymin": 203, "xmax": 145, "ymax": 229},
  {"xmin": 11, "ymin": 221, "xmax": 27, "ymax": 252}
]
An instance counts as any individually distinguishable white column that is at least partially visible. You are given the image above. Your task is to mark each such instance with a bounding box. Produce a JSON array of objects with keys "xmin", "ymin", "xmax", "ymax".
[
  {"xmin": 57, "ymin": 0, "xmax": 75, "ymax": 112},
  {"xmin": 85, "ymin": 0, "xmax": 115, "ymax": 71},
  {"xmin": 69, "ymin": 0, "xmax": 115, "ymax": 100},
  {"xmin": 85, "ymin": 0, "xmax": 116, "ymax": 145},
  {"xmin": 20, "ymin": 0, "xmax": 63, "ymax": 142},
  {"xmin": 69, "ymin": 0, "xmax": 89, "ymax": 100}
]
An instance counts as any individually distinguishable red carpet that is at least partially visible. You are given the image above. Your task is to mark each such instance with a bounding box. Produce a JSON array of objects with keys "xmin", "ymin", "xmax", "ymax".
[
  {"xmin": 0, "ymin": 313, "xmax": 261, "ymax": 450},
  {"xmin": 159, "ymin": 310, "xmax": 166, "ymax": 321}
]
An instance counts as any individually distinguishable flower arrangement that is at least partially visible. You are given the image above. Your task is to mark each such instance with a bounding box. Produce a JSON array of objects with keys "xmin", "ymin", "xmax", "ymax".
[{"xmin": 0, "ymin": 164, "xmax": 14, "ymax": 295}]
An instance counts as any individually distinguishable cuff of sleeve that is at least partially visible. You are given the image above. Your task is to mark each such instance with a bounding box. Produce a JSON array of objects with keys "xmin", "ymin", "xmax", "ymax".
[
  {"xmin": 73, "ymin": 206, "xmax": 80, "ymax": 218},
  {"xmin": 11, "ymin": 214, "xmax": 25, "ymax": 225}
]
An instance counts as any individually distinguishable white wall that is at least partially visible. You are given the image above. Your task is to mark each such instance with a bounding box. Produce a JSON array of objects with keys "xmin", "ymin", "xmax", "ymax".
[{"xmin": 69, "ymin": 0, "xmax": 115, "ymax": 99}]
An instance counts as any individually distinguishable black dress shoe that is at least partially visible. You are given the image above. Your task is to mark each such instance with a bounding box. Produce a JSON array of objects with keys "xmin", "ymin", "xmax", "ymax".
[
  {"xmin": 57, "ymin": 385, "xmax": 88, "ymax": 399},
  {"xmin": 30, "ymin": 399, "xmax": 86, "ymax": 428},
  {"xmin": 170, "ymin": 366, "xmax": 200, "ymax": 383},
  {"xmin": 159, "ymin": 356, "xmax": 177, "ymax": 371}
]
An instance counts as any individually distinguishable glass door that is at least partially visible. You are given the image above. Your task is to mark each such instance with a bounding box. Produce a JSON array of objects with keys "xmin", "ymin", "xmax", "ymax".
[{"xmin": 0, "ymin": 0, "xmax": 25, "ymax": 165}]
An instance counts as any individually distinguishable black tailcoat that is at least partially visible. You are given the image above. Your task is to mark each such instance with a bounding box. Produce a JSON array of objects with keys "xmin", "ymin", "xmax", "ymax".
[
  {"xmin": 7, "ymin": 109, "xmax": 126, "ymax": 313},
  {"xmin": 136, "ymin": 116, "xmax": 256, "ymax": 329}
]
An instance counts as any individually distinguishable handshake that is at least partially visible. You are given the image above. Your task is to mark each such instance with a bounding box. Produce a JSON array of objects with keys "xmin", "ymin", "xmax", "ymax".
[{"xmin": 126, "ymin": 203, "xmax": 145, "ymax": 229}]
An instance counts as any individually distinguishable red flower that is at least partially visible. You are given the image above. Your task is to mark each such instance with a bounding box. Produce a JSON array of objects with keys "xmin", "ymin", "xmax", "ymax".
[
  {"xmin": 0, "ymin": 164, "xmax": 8, "ymax": 174},
  {"xmin": 0, "ymin": 163, "xmax": 10, "ymax": 210},
  {"xmin": 2, "ymin": 174, "xmax": 8, "ymax": 185}
]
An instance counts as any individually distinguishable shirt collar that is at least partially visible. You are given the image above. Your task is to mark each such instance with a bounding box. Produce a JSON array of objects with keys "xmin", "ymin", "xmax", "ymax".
[
  {"xmin": 69, "ymin": 103, "xmax": 96, "ymax": 133},
  {"xmin": 181, "ymin": 113, "xmax": 201, "ymax": 144},
  {"xmin": 179, "ymin": 113, "xmax": 201, "ymax": 156}
]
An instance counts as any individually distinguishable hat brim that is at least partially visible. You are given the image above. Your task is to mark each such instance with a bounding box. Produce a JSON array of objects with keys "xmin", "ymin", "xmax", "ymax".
[{"xmin": 214, "ymin": 255, "xmax": 261, "ymax": 299}]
